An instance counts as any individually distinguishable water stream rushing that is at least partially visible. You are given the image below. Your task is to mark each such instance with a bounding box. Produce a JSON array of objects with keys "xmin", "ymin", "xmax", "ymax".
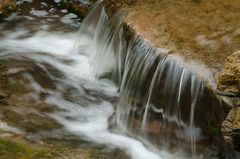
[{"xmin": 0, "ymin": 0, "xmax": 224, "ymax": 159}]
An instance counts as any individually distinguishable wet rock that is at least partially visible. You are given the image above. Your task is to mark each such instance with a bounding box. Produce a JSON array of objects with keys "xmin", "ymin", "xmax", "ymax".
[
  {"xmin": 103, "ymin": 1, "xmax": 240, "ymax": 155},
  {"xmin": 232, "ymin": 129, "xmax": 240, "ymax": 151},
  {"xmin": 0, "ymin": 56, "xmax": 62, "ymax": 134},
  {"xmin": 103, "ymin": 0, "xmax": 240, "ymax": 89},
  {"xmin": 61, "ymin": 0, "xmax": 96, "ymax": 18},
  {"xmin": 0, "ymin": 54, "xmax": 130, "ymax": 159},
  {"xmin": 222, "ymin": 107, "xmax": 240, "ymax": 151},
  {"xmin": 0, "ymin": 92, "xmax": 6, "ymax": 100},
  {"xmin": 218, "ymin": 51, "xmax": 240, "ymax": 96},
  {"xmin": 0, "ymin": 0, "xmax": 16, "ymax": 19}
]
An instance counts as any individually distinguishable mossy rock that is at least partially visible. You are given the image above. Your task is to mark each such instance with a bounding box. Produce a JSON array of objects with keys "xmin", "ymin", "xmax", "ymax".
[{"xmin": 0, "ymin": 137, "xmax": 60, "ymax": 159}]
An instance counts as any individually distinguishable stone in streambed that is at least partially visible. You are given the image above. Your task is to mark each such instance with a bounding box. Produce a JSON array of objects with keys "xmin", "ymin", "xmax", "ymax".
[
  {"xmin": 0, "ymin": 56, "xmax": 62, "ymax": 133},
  {"xmin": 0, "ymin": 0, "xmax": 16, "ymax": 19},
  {"xmin": 59, "ymin": 0, "xmax": 96, "ymax": 18}
]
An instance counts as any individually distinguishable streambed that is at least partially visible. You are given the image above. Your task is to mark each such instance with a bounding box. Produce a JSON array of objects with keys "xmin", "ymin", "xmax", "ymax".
[{"xmin": 0, "ymin": 0, "xmax": 233, "ymax": 159}]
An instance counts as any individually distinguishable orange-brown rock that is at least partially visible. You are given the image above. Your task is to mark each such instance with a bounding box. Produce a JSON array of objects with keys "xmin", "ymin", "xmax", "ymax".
[
  {"xmin": 218, "ymin": 51, "xmax": 240, "ymax": 96},
  {"xmin": 104, "ymin": 0, "xmax": 240, "ymax": 88},
  {"xmin": 222, "ymin": 107, "xmax": 240, "ymax": 146},
  {"xmin": 0, "ymin": 0, "xmax": 16, "ymax": 18}
]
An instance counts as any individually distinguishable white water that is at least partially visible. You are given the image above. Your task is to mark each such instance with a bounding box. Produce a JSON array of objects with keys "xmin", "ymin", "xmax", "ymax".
[
  {"xmin": 0, "ymin": 1, "xmax": 214, "ymax": 159},
  {"xmin": 0, "ymin": 29, "xmax": 164, "ymax": 159}
]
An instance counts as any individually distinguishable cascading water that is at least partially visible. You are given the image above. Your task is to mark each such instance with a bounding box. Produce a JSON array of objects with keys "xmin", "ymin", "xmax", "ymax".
[
  {"xmin": 74, "ymin": 1, "xmax": 232, "ymax": 158},
  {"xmin": 0, "ymin": 0, "xmax": 234, "ymax": 159}
]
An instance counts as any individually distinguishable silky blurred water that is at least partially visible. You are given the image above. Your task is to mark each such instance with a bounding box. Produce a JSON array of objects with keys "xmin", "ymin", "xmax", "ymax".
[{"xmin": 0, "ymin": 0, "xmax": 213, "ymax": 159}]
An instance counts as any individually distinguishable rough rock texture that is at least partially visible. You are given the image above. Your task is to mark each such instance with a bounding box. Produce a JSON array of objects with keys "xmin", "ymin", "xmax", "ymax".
[
  {"xmin": 104, "ymin": 0, "xmax": 240, "ymax": 89},
  {"xmin": 222, "ymin": 107, "xmax": 240, "ymax": 150},
  {"xmin": 0, "ymin": 0, "xmax": 16, "ymax": 18},
  {"xmin": 218, "ymin": 51, "xmax": 240, "ymax": 96}
]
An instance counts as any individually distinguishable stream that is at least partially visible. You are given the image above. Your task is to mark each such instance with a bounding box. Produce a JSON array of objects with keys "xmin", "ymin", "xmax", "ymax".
[{"xmin": 0, "ymin": 0, "xmax": 225, "ymax": 159}]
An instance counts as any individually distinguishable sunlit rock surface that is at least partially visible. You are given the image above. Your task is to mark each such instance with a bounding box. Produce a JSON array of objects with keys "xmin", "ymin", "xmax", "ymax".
[
  {"xmin": 218, "ymin": 51, "xmax": 240, "ymax": 96},
  {"xmin": 103, "ymin": 0, "xmax": 240, "ymax": 89}
]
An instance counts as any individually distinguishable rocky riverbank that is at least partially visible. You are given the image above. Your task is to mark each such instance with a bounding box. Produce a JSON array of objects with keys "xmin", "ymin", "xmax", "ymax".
[{"xmin": 0, "ymin": 0, "xmax": 239, "ymax": 157}]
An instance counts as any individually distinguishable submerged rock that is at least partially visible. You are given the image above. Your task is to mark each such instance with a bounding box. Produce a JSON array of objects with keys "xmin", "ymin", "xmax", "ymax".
[
  {"xmin": 0, "ymin": 55, "xmax": 129, "ymax": 158},
  {"xmin": 0, "ymin": 0, "xmax": 16, "ymax": 19},
  {"xmin": 0, "ymin": 56, "xmax": 62, "ymax": 134}
]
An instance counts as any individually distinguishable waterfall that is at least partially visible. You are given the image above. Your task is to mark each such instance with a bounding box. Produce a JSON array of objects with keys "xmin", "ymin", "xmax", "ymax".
[
  {"xmin": 73, "ymin": 1, "xmax": 218, "ymax": 157},
  {"xmin": 74, "ymin": 0, "xmax": 126, "ymax": 84},
  {"xmin": 0, "ymin": 0, "xmax": 234, "ymax": 158}
]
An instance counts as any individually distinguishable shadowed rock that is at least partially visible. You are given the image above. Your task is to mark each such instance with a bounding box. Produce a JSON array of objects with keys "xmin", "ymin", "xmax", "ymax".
[
  {"xmin": 222, "ymin": 107, "xmax": 240, "ymax": 152},
  {"xmin": 232, "ymin": 129, "xmax": 240, "ymax": 152}
]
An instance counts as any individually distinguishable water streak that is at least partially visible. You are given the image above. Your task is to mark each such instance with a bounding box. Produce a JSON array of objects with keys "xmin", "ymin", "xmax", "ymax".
[
  {"xmin": 77, "ymin": 1, "xmax": 213, "ymax": 158},
  {"xmin": 0, "ymin": 0, "xmax": 225, "ymax": 159}
]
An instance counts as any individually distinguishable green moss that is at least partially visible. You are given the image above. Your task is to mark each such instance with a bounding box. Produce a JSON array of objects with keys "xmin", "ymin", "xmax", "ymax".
[
  {"xmin": 0, "ymin": 137, "xmax": 59, "ymax": 159},
  {"xmin": 89, "ymin": 149, "xmax": 105, "ymax": 159},
  {"xmin": 207, "ymin": 120, "xmax": 219, "ymax": 136},
  {"xmin": 0, "ymin": 138, "xmax": 34, "ymax": 159}
]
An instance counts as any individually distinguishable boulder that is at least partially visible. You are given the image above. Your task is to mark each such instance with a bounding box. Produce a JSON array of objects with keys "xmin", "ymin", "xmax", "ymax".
[
  {"xmin": 218, "ymin": 51, "xmax": 240, "ymax": 96},
  {"xmin": 222, "ymin": 107, "xmax": 240, "ymax": 151}
]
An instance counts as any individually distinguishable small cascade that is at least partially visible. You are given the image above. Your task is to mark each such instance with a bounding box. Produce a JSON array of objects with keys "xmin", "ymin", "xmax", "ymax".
[
  {"xmin": 74, "ymin": 0, "xmax": 126, "ymax": 84},
  {"xmin": 75, "ymin": 1, "xmax": 228, "ymax": 158},
  {"xmin": 0, "ymin": 0, "xmax": 235, "ymax": 159}
]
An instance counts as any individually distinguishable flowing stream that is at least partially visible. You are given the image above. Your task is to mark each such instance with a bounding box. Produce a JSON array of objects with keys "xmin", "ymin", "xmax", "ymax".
[{"xmin": 0, "ymin": 0, "xmax": 225, "ymax": 159}]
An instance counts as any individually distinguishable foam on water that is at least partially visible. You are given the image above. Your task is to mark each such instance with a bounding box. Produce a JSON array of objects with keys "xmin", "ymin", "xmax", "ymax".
[
  {"xmin": 0, "ymin": 121, "xmax": 23, "ymax": 134},
  {"xmin": 0, "ymin": 1, "xmax": 220, "ymax": 159},
  {"xmin": 48, "ymin": 96, "xmax": 162, "ymax": 159},
  {"xmin": 0, "ymin": 28, "xmax": 167, "ymax": 159}
]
